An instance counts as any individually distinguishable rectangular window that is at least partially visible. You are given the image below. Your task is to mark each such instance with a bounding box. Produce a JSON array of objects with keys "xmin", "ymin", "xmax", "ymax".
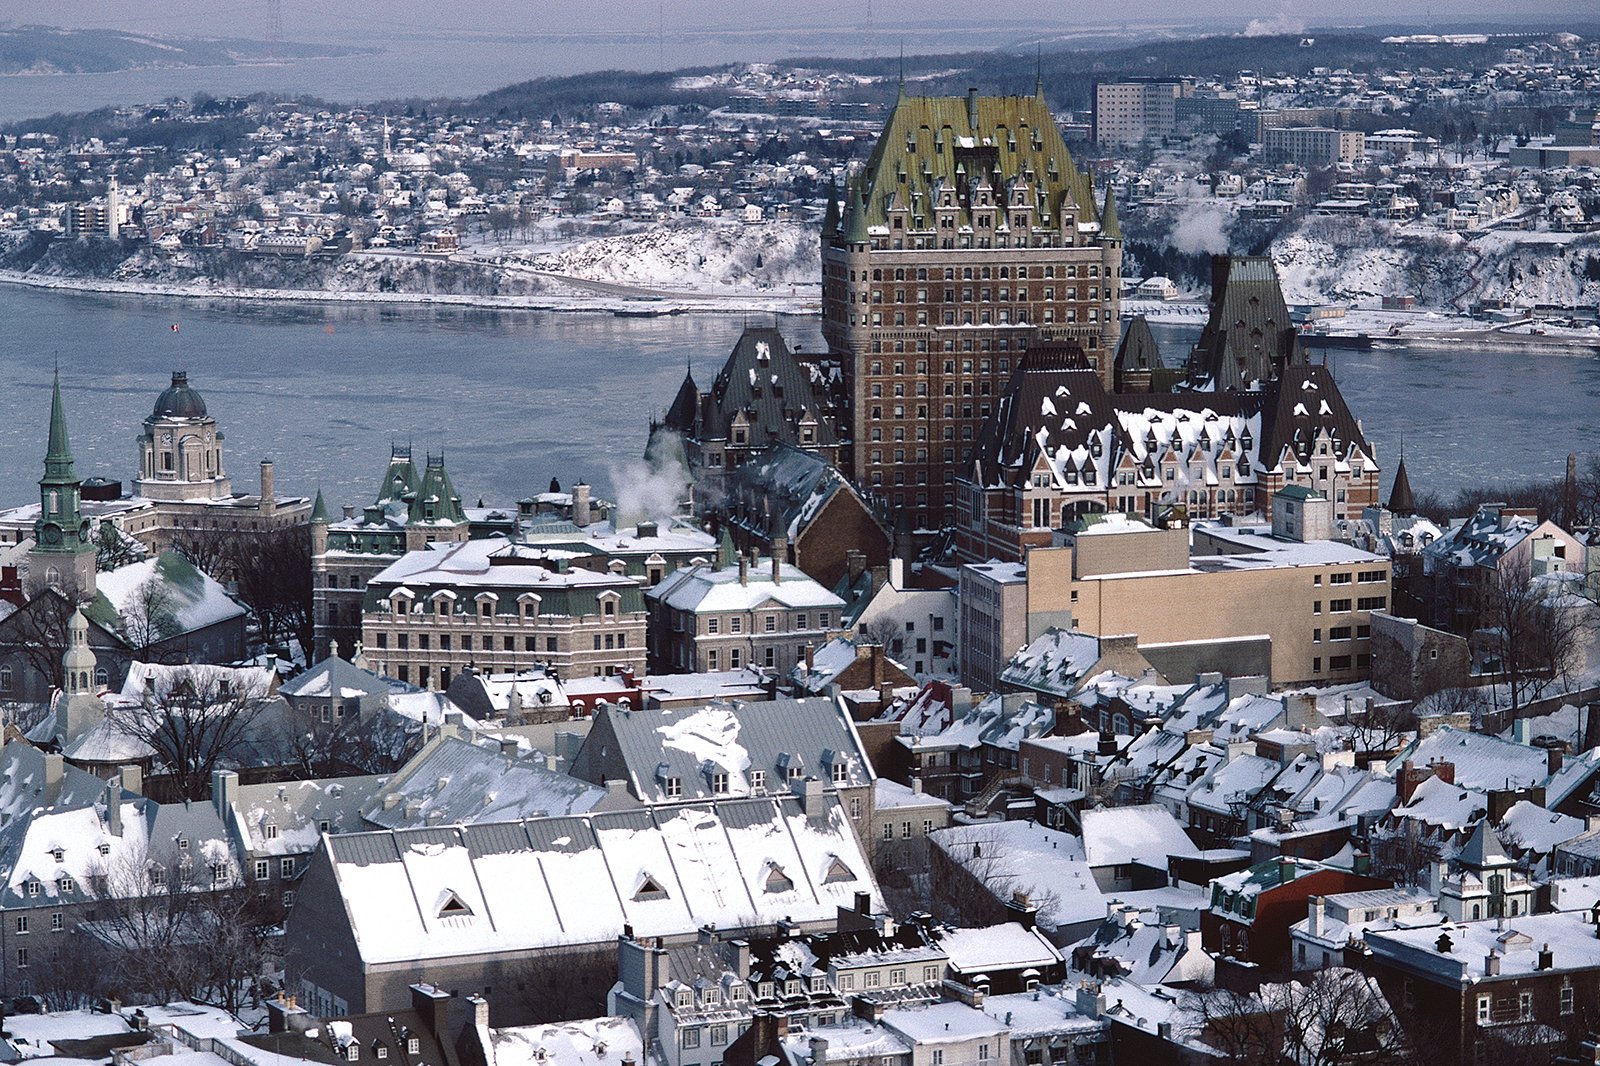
[
  {"xmin": 865, "ymin": 971, "xmax": 881, "ymax": 988},
  {"xmin": 711, "ymin": 1027, "xmax": 728, "ymax": 1047},
  {"xmin": 255, "ymin": 859, "xmax": 270, "ymax": 880},
  {"xmin": 682, "ymin": 1030, "xmax": 701, "ymax": 1050},
  {"xmin": 751, "ymin": 770, "xmax": 765, "ymax": 790},
  {"xmin": 1329, "ymin": 626, "xmax": 1352, "ymax": 641},
  {"xmin": 730, "ymin": 617, "xmax": 742, "ymax": 634},
  {"xmin": 1357, "ymin": 596, "xmax": 1388, "ymax": 611},
  {"xmin": 1562, "ymin": 986, "xmax": 1575, "ymax": 1015},
  {"xmin": 1520, "ymin": 991, "xmax": 1534, "ymax": 1021},
  {"xmin": 1330, "ymin": 573, "xmax": 1352, "ymax": 585},
  {"xmin": 15, "ymin": 916, "xmax": 27, "ymax": 934},
  {"xmin": 50, "ymin": 913, "xmax": 63, "ymax": 933},
  {"xmin": 665, "ymin": 777, "xmax": 683, "ymax": 798},
  {"xmin": 280, "ymin": 858, "xmax": 295, "ymax": 878},
  {"xmin": 16, "ymin": 949, "xmax": 26, "ymax": 969},
  {"xmin": 932, "ymin": 1053, "xmax": 943, "ymax": 1066},
  {"xmin": 1330, "ymin": 599, "xmax": 1352, "ymax": 612},
  {"xmin": 712, "ymin": 772, "xmax": 729, "ymax": 794},
  {"xmin": 764, "ymin": 615, "xmax": 776, "ymax": 633}
]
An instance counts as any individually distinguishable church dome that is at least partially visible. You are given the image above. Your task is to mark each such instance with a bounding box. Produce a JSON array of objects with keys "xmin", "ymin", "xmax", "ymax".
[{"xmin": 151, "ymin": 371, "xmax": 207, "ymax": 419}]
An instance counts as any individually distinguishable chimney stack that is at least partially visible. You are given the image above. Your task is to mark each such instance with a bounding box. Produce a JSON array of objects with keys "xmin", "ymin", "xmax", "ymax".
[
  {"xmin": 739, "ymin": 554, "xmax": 750, "ymax": 586},
  {"xmin": 260, "ymin": 459, "xmax": 276, "ymax": 514},
  {"xmin": 574, "ymin": 482, "xmax": 592, "ymax": 527}
]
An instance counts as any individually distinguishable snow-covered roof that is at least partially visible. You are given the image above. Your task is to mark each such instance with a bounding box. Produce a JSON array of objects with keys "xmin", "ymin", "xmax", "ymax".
[
  {"xmin": 364, "ymin": 735, "xmax": 607, "ymax": 829},
  {"xmin": 488, "ymin": 1016, "xmax": 644, "ymax": 1066},
  {"xmin": 998, "ymin": 629, "xmax": 1108, "ymax": 699},
  {"xmin": 92, "ymin": 551, "xmax": 245, "ymax": 637},
  {"xmin": 649, "ymin": 558, "xmax": 845, "ymax": 614},
  {"xmin": 321, "ymin": 795, "xmax": 878, "ymax": 964},
  {"xmin": 1080, "ymin": 805, "xmax": 1201, "ymax": 869},
  {"xmin": 936, "ymin": 923, "xmax": 1062, "ymax": 974},
  {"xmin": 928, "ymin": 822, "xmax": 1105, "ymax": 934}
]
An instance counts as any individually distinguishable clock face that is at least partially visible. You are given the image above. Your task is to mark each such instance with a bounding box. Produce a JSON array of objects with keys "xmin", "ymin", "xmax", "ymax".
[
  {"xmin": 40, "ymin": 525, "xmax": 61, "ymax": 546},
  {"xmin": 162, "ymin": 431, "xmax": 174, "ymax": 444}
]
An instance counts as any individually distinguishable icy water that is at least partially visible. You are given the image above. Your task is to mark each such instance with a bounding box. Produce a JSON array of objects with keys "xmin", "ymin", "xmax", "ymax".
[{"xmin": 0, "ymin": 287, "xmax": 1592, "ymax": 513}]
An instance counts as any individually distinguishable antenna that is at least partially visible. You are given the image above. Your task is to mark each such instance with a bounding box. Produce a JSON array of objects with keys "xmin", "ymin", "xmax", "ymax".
[
  {"xmin": 1036, "ymin": 43, "xmax": 1043, "ymax": 96},
  {"xmin": 898, "ymin": 43, "xmax": 905, "ymax": 96}
]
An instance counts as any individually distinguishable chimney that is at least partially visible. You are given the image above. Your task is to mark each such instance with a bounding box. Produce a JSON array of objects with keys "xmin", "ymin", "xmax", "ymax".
[
  {"xmin": 1006, "ymin": 890, "xmax": 1038, "ymax": 930},
  {"xmin": 1549, "ymin": 748, "xmax": 1565, "ymax": 776},
  {"xmin": 1484, "ymin": 953, "xmax": 1500, "ymax": 977},
  {"xmin": 803, "ymin": 644, "xmax": 815, "ymax": 672},
  {"xmin": 44, "ymin": 753, "xmax": 63, "ymax": 797},
  {"xmin": 260, "ymin": 459, "xmax": 276, "ymax": 514},
  {"xmin": 343, "ymin": 504, "xmax": 356, "ymax": 520},
  {"xmin": 574, "ymin": 482, "xmax": 592, "ymax": 527},
  {"xmin": 771, "ymin": 537, "xmax": 786, "ymax": 583},
  {"xmin": 213, "ymin": 768, "xmax": 238, "ymax": 818},
  {"xmin": 801, "ymin": 776, "xmax": 825, "ymax": 819},
  {"xmin": 739, "ymin": 554, "xmax": 750, "ymax": 586},
  {"xmin": 846, "ymin": 549, "xmax": 867, "ymax": 584},
  {"xmin": 105, "ymin": 780, "xmax": 122, "ymax": 837},
  {"xmin": 118, "ymin": 764, "xmax": 142, "ymax": 796},
  {"xmin": 1308, "ymin": 895, "xmax": 1325, "ymax": 938},
  {"xmin": 1279, "ymin": 858, "xmax": 1297, "ymax": 884},
  {"xmin": 1538, "ymin": 943, "xmax": 1554, "ymax": 971}
]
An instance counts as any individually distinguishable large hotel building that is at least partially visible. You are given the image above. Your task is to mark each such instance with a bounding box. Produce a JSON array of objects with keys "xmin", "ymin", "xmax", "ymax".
[{"xmin": 822, "ymin": 86, "xmax": 1123, "ymax": 532}]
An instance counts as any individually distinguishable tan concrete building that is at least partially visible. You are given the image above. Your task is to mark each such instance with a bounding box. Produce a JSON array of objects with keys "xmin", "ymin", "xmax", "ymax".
[
  {"xmin": 822, "ymin": 88, "xmax": 1123, "ymax": 531},
  {"xmin": 957, "ymin": 559, "xmax": 1028, "ymax": 692},
  {"xmin": 1262, "ymin": 127, "xmax": 1364, "ymax": 167},
  {"xmin": 1021, "ymin": 502, "xmax": 1392, "ymax": 687}
]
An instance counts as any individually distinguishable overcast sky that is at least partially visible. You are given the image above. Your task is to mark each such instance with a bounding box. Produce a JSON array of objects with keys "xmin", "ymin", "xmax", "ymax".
[{"xmin": 0, "ymin": 0, "xmax": 1584, "ymax": 41}]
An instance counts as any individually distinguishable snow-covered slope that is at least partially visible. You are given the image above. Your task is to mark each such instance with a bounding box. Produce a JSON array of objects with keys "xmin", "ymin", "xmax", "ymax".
[{"xmin": 526, "ymin": 220, "xmax": 819, "ymax": 293}]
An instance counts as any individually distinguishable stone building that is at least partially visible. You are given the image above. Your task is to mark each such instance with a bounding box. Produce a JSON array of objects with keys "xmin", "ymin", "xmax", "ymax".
[
  {"xmin": 821, "ymin": 86, "xmax": 1123, "ymax": 532},
  {"xmin": 359, "ymin": 537, "xmax": 647, "ymax": 687},
  {"xmin": 645, "ymin": 550, "xmax": 846, "ymax": 676},
  {"xmin": 955, "ymin": 343, "xmax": 1380, "ymax": 563}
]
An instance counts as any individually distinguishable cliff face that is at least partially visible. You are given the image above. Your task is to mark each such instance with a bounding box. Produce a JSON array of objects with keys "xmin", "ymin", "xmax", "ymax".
[{"xmin": 1273, "ymin": 218, "xmax": 1600, "ymax": 310}]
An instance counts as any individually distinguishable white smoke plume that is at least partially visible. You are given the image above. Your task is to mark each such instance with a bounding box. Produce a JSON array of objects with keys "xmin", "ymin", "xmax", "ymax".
[
  {"xmin": 1169, "ymin": 204, "xmax": 1232, "ymax": 256},
  {"xmin": 1243, "ymin": 13, "xmax": 1305, "ymax": 37},
  {"xmin": 608, "ymin": 430, "xmax": 692, "ymax": 528}
]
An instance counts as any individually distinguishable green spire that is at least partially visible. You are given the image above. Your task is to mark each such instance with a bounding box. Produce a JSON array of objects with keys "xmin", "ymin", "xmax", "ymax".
[
  {"xmin": 716, "ymin": 525, "xmax": 737, "ymax": 569},
  {"xmin": 820, "ymin": 179, "xmax": 840, "ymax": 238},
  {"xmin": 42, "ymin": 370, "xmax": 75, "ymax": 486},
  {"xmin": 1100, "ymin": 182, "xmax": 1121, "ymax": 242},
  {"xmin": 844, "ymin": 174, "xmax": 870, "ymax": 244},
  {"xmin": 311, "ymin": 488, "xmax": 329, "ymax": 523}
]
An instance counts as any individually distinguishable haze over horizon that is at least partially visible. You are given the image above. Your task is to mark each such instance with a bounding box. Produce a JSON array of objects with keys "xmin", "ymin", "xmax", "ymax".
[{"xmin": 1, "ymin": 0, "xmax": 1591, "ymax": 46}]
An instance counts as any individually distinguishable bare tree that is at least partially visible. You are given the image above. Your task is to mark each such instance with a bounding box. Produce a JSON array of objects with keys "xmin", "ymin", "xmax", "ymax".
[
  {"xmin": 1183, "ymin": 985, "xmax": 1283, "ymax": 1065},
  {"xmin": 118, "ymin": 576, "xmax": 180, "ymax": 661},
  {"xmin": 2, "ymin": 584, "xmax": 82, "ymax": 694},
  {"xmin": 1477, "ymin": 565, "xmax": 1586, "ymax": 713},
  {"xmin": 175, "ymin": 526, "xmax": 312, "ymax": 655},
  {"xmin": 100, "ymin": 666, "xmax": 274, "ymax": 801},
  {"xmin": 1346, "ymin": 701, "xmax": 1413, "ymax": 759},
  {"xmin": 504, "ymin": 944, "xmax": 619, "ymax": 1023},
  {"xmin": 1266, "ymin": 968, "xmax": 1411, "ymax": 1066}
]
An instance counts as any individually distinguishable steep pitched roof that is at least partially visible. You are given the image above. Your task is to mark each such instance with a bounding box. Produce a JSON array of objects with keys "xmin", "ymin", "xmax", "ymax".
[
  {"xmin": 1388, "ymin": 455, "xmax": 1417, "ymax": 514},
  {"xmin": 1113, "ymin": 315, "xmax": 1162, "ymax": 375},
  {"xmin": 1256, "ymin": 364, "xmax": 1371, "ymax": 473},
  {"xmin": 970, "ymin": 342, "xmax": 1114, "ymax": 491},
  {"xmin": 724, "ymin": 444, "xmax": 876, "ymax": 542},
  {"xmin": 1185, "ymin": 256, "xmax": 1305, "ymax": 393},
  {"xmin": 662, "ymin": 370, "xmax": 701, "ymax": 435},
  {"xmin": 702, "ymin": 328, "xmax": 837, "ymax": 448}
]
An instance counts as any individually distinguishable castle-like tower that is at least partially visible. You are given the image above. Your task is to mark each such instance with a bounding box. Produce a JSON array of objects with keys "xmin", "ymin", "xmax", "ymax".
[
  {"xmin": 135, "ymin": 371, "xmax": 232, "ymax": 503},
  {"xmin": 26, "ymin": 372, "xmax": 97, "ymax": 601},
  {"xmin": 821, "ymin": 86, "xmax": 1122, "ymax": 532}
]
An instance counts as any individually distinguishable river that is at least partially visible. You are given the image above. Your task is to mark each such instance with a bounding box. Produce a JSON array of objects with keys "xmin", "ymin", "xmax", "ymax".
[{"xmin": 0, "ymin": 286, "xmax": 1594, "ymax": 517}]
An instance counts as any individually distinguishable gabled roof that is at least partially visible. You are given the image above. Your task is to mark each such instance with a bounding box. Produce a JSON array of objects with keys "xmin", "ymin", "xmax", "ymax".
[
  {"xmin": 279, "ymin": 654, "xmax": 396, "ymax": 700},
  {"xmin": 363, "ymin": 734, "xmax": 608, "ymax": 829},
  {"xmin": 725, "ymin": 444, "xmax": 870, "ymax": 542},
  {"xmin": 1257, "ymin": 364, "xmax": 1370, "ymax": 472}
]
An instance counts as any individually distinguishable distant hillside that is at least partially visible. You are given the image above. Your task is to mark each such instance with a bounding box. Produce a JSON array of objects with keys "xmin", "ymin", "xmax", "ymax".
[{"xmin": 0, "ymin": 25, "xmax": 367, "ymax": 76}]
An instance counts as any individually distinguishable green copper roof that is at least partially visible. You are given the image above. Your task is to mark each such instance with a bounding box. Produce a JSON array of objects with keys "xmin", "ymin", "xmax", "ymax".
[
  {"xmin": 843, "ymin": 173, "xmax": 870, "ymax": 244},
  {"xmin": 42, "ymin": 371, "xmax": 75, "ymax": 486},
  {"xmin": 311, "ymin": 489, "xmax": 329, "ymax": 523},
  {"xmin": 839, "ymin": 91, "xmax": 1097, "ymax": 239},
  {"xmin": 1100, "ymin": 183, "xmax": 1121, "ymax": 242},
  {"xmin": 408, "ymin": 455, "xmax": 466, "ymax": 526},
  {"xmin": 820, "ymin": 180, "xmax": 840, "ymax": 238}
]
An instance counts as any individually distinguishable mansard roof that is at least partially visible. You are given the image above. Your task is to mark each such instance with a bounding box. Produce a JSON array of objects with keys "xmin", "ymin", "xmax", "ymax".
[
  {"xmin": 1185, "ymin": 255, "xmax": 1305, "ymax": 393},
  {"xmin": 702, "ymin": 328, "xmax": 837, "ymax": 448},
  {"xmin": 1257, "ymin": 364, "xmax": 1371, "ymax": 471}
]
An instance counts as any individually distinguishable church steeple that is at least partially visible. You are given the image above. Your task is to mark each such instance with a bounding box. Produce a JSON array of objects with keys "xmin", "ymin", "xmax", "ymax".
[
  {"xmin": 42, "ymin": 370, "xmax": 76, "ymax": 487},
  {"xmin": 29, "ymin": 371, "xmax": 96, "ymax": 600}
]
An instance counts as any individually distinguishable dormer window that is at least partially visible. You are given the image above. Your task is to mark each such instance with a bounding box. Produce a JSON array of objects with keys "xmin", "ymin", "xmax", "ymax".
[
  {"xmin": 50, "ymin": 848, "xmax": 63, "ymax": 863},
  {"xmin": 264, "ymin": 823, "xmax": 278, "ymax": 840},
  {"xmin": 437, "ymin": 891, "xmax": 473, "ymax": 918}
]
